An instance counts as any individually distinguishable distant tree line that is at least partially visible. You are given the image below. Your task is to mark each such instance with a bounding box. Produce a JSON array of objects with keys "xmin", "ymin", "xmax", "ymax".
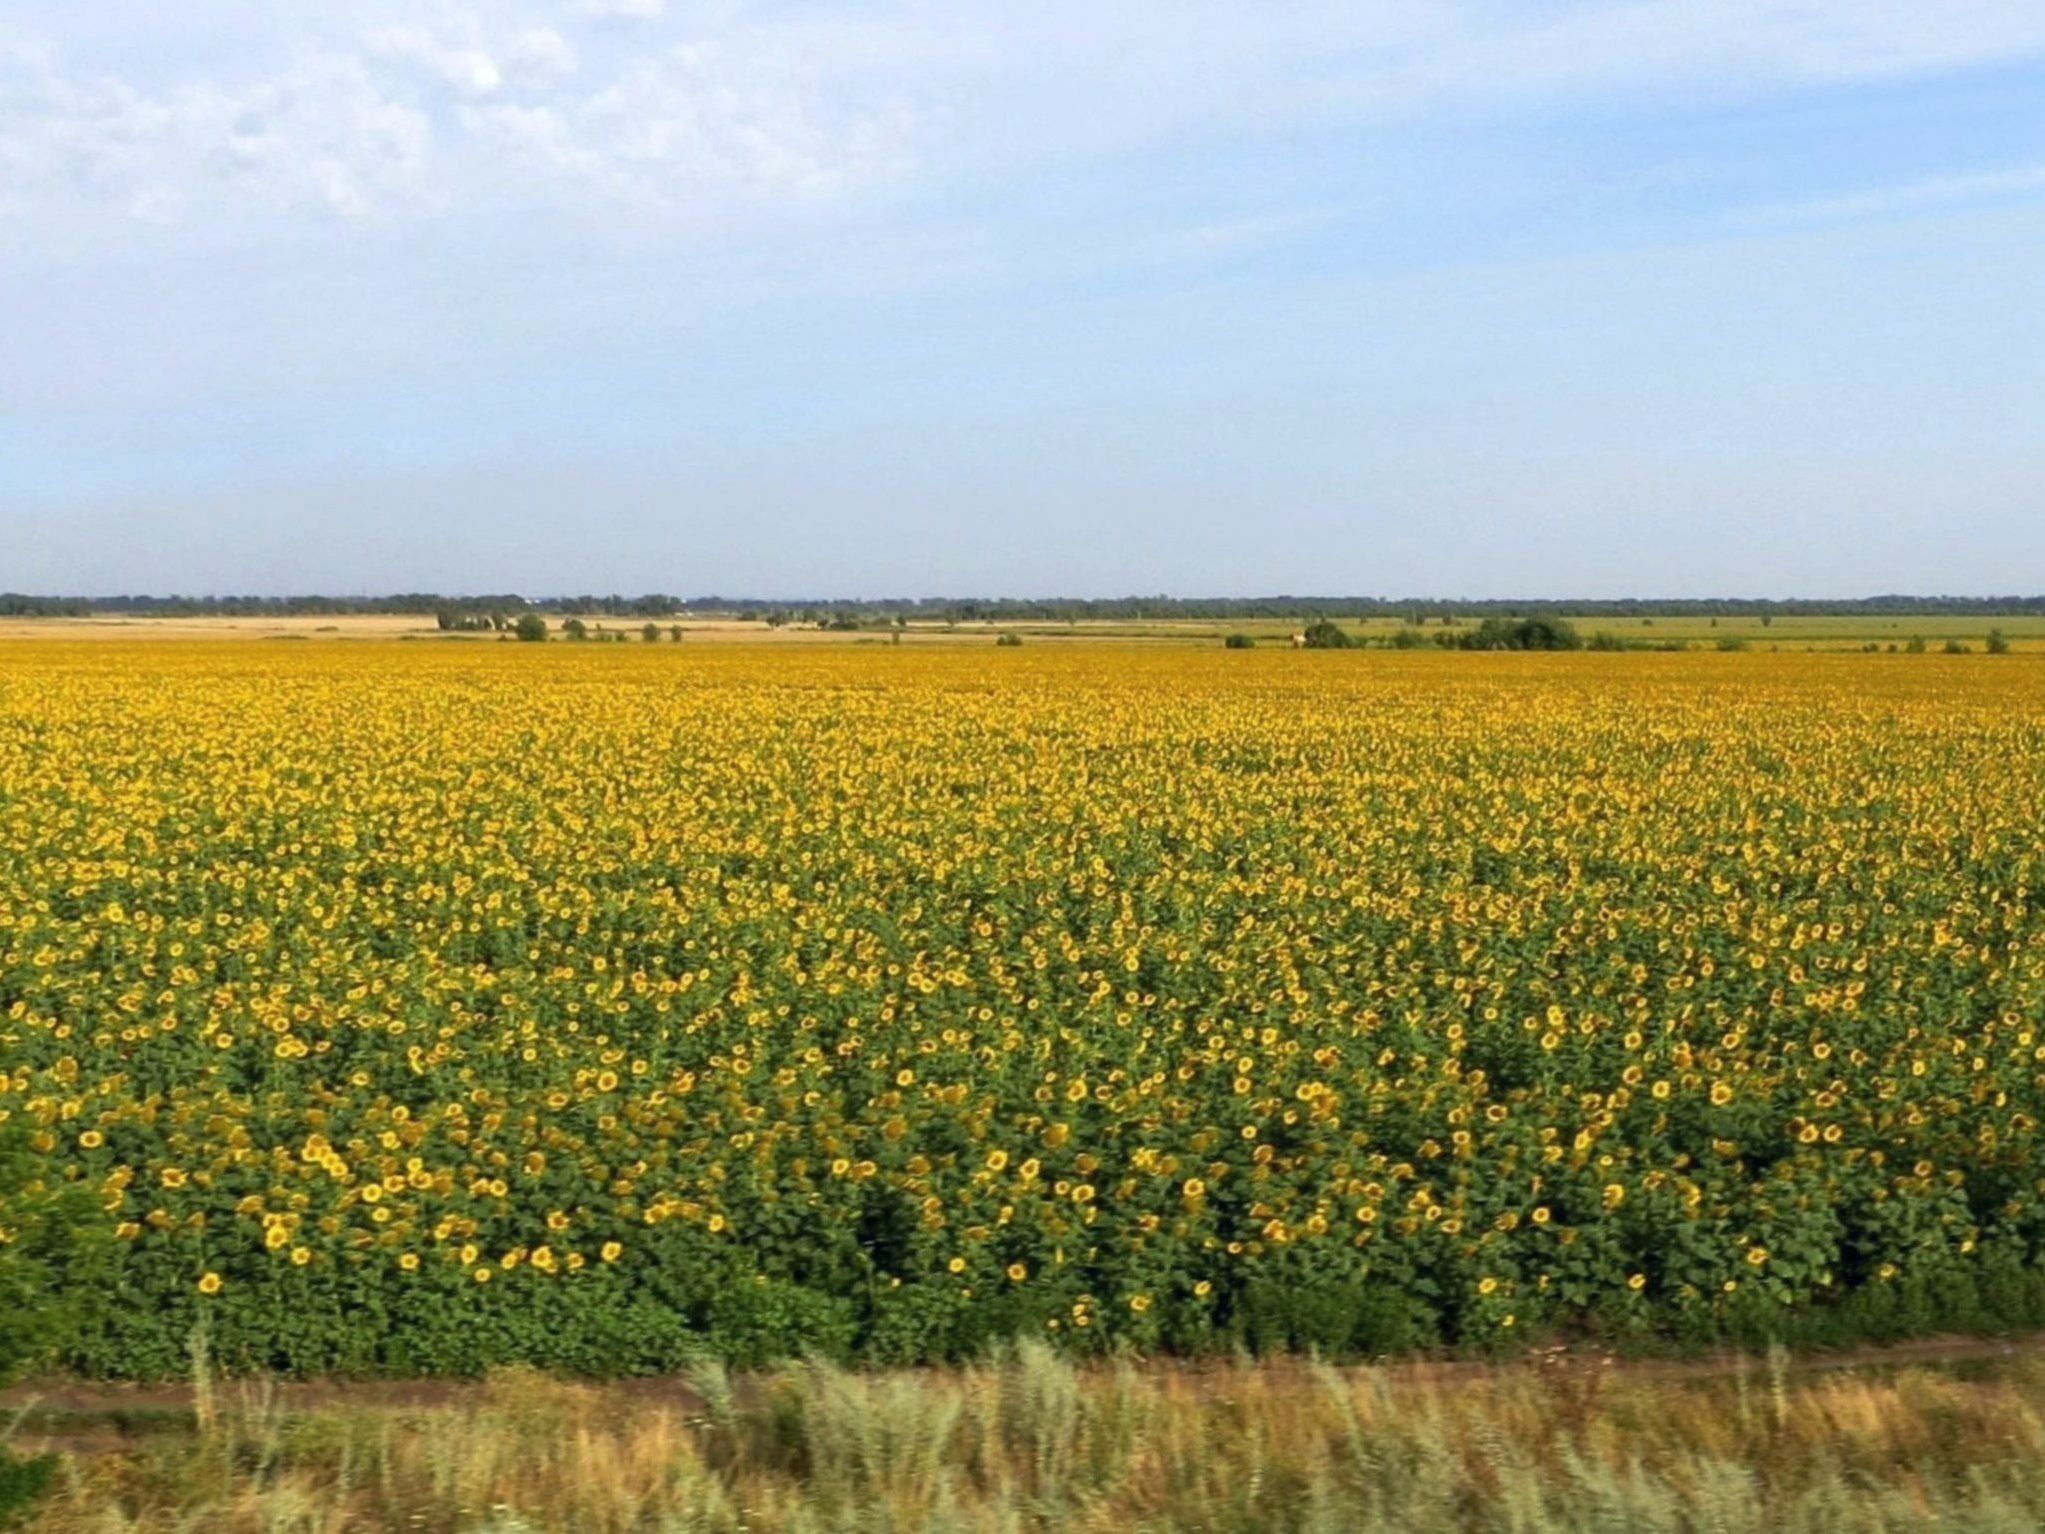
[
  {"xmin": 0, "ymin": 595, "xmax": 94, "ymax": 617},
  {"xmin": 705, "ymin": 594, "xmax": 2045, "ymax": 624},
  {"xmin": 0, "ymin": 593, "xmax": 691, "ymax": 619},
  {"xmin": 6, "ymin": 592, "xmax": 2045, "ymax": 622}
]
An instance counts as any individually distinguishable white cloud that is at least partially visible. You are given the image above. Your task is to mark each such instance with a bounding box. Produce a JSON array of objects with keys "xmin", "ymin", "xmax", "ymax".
[
  {"xmin": 510, "ymin": 28, "xmax": 576, "ymax": 76},
  {"xmin": 1180, "ymin": 208, "xmax": 1338, "ymax": 253},
  {"xmin": 6, "ymin": 0, "xmax": 2045, "ymax": 245},
  {"xmin": 0, "ymin": 9, "xmax": 912, "ymax": 239},
  {"xmin": 367, "ymin": 26, "xmax": 505, "ymax": 95},
  {"xmin": 0, "ymin": 46, "xmax": 432, "ymax": 227},
  {"xmin": 1740, "ymin": 163, "xmax": 2045, "ymax": 225}
]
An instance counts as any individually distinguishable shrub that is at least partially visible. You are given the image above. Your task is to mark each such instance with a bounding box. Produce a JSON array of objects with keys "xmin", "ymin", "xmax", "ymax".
[
  {"xmin": 563, "ymin": 618, "xmax": 588, "ymax": 641},
  {"xmin": 1943, "ymin": 639, "xmax": 1971, "ymax": 655},
  {"xmin": 642, "ymin": 623, "xmax": 661, "ymax": 643},
  {"xmin": 1223, "ymin": 634, "xmax": 1256, "ymax": 650},
  {"xmin": 1457, "ymin": 616, "xmax": 1582, "ymax": 651},
  {"xmin": 995, "ymin": 633, "xmax": 1024, "ymax": 647},
  {"xmin": 1987, "ymin": 629, "xmax": 2012, "ymax": 655},
  {"xmin": 1516, "ymin": 616, "xmax": 1582, "ymax": 651},
  {"xmin": 1905, "ymin": 636, "xmax": 1927, "ymax": 653},
  {"xmin": 514, "ymin": 614, "xmax": 548, "ymax": 643},
  {"xmin": 1299, "ymin": 620, "xmax": 1355, "ymax": 650}
]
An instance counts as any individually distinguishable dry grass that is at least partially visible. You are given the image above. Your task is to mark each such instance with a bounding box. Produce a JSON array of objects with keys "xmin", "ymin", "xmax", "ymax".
[
  {"xmin": 3, "ymin": 612, "xmax": 2040, "ymax": 647},
  {"xmin": 0, "ymin": 615, "xmax": 1145, "ymax": 645},
  {"xmin": 16, "ymin": 1345, "xmax": 2045, "ymax": 1532},
  {"xmin": 0, "ymin": 614, "xmax": 432, "ymax": 641}
]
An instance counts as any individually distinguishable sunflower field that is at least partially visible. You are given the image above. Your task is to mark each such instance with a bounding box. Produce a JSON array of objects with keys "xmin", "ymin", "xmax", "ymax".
[{"xmin": 5, "ymin": 640, "xmax": 2045, "ymax": 1376}]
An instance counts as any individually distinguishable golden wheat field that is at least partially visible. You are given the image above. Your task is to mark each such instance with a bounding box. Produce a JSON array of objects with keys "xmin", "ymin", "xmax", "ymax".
[{"xmin": 5, "ymin": 641, "xmax": 2045, "ymax": 1376}]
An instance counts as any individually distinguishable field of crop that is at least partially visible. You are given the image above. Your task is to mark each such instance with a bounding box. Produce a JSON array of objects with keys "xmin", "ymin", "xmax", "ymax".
[{"xmin": 5, "ymin": 641, "xmax": 2045, "ymax": 1377}]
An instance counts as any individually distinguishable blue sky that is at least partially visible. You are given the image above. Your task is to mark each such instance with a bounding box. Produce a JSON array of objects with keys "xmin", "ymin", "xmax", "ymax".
[{"xmin": 6, "ymin": 1, "xmax": 2045, "ymax": 598}]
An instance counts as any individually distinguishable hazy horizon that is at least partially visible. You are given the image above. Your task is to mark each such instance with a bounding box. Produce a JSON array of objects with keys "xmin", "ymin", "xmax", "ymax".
[
  {"xmin": 16, "ymin": 589, "xmax": 2045, "ymax": 610},
  {"xmin": 9, "ymin": 2, "xmax": 2045, "ymax": 598}
]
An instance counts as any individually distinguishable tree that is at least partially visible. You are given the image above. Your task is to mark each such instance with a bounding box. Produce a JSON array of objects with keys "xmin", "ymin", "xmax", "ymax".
[
  {"xmin": 514, "ymin": 614, "xmax": 548, "ymax": 643},
  {"xmin": 642, "ymin": 622, "xmax": 661, "ymax": 642},
  {"xmin": 1456, "ymin": 616, "xmax": 1581, "ymax": 651},
  {"xmin": 1515, "ymin": 616, "xmax": 1582, "ymax": 650},
  {"xmin": 564, "ymin": 618, "xmax": 588, "ymax": 641},
  {"xmin": 1299, "ymin": 620, "xmax": 1356, "ymax": 649},
  {"xmin": 1987, "ymin": 628, "xmax": 2012, "ymax": 655}
]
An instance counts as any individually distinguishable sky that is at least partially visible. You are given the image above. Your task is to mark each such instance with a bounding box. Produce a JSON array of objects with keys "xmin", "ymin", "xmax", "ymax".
[{"xmin": 5, "ymin": 1, "xmax": 2045, "ymax": 599}]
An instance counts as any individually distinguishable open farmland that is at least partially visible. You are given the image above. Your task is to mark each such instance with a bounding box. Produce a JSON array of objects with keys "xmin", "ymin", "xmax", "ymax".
[
  {"xmin": 6, "ymin": 641, "xmax": 2045, "ymax": 1377},
  {"xmin": 0, "ymin": 610, "xmax": 2041, "ymax": 649}
]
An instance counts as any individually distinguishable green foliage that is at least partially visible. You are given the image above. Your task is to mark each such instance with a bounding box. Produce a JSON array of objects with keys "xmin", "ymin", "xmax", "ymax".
[
  {"xmin": 0, "ymin": 1120, "xmax": 97, "ymax": 1383},
  {"xmin": 1988, "ymin": 629, "xmax": 2012, "ymax": 655},
  {"xmin": 1236, "ymin": 1277, "xmax": 1434, "ymax": 1356},
  {"xmin": 1456, "ymin": 616, "xmax": 1583, "ymax": 651},
  {"xmin": 1298, "ymin": 620, "xmax": 1355, "ymax": 649},
  {"xmin": 0, "ymin": 1118, "xmax": 95, "ymax": 1524},
  {"xmin": 513, "ymin": 614, "xmax": 548, "ymax": 643},
  {"xmin": 995, "ymin": 633, "xmax": 1024, "ymax": 647},
  {"xmin": 0, "ymin": 1452, "xmax": 55, "ymax": 1530},
  {"xmin": 1222, "ymin": 633, "xmax": 1256, "ymax": 650}
]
